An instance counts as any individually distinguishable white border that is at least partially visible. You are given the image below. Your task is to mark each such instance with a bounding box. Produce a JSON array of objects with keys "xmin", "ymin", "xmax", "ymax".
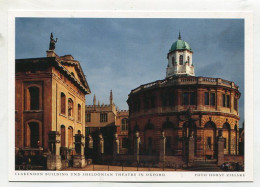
[{"xmin": 8, "ymin": 11, "xmax": 253, "ymax": 182}]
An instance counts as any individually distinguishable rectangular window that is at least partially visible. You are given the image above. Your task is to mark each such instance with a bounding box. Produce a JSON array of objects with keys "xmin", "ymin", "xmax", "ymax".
[
  {"xmin": 204, "ymin": 92, "xmax": 209, "ymax": 105},
  {"xmin": 100, "ymin": 113, "xmax": 108, "ymax": 122},
  {"xmin": 224, "ymin": 138, "xmax": 227, "ymax": 149},
  {"xmin": 226, "ymin": 95, "xmax": 230, "ymax": 107},
  {"xmin": 190, "ymin": 92, "xmax": 196, "ymax": 105},
  {"xmin": 207, "ymin": 137, "xmax": 212, "ymax": 148},
  {"xmin": 222, "ymin": 94, "xmax": 226, "ymax": 107},
  {"xmin": 183, "ymin": 92, "xmax": 189, "ymax": 105},
  {"xmin": 210, "ymin": 93, "xmax": 215, "ymax": 106},
  {"xmin": 86, "ymin": 113, "xmax": 91, "ymax": 122}
]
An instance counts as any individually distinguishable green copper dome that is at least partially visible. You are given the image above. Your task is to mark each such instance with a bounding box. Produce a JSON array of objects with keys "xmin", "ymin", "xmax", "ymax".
[{"xmin": 169, "ymin": 33, "xmax": 192, "ymax": 52}]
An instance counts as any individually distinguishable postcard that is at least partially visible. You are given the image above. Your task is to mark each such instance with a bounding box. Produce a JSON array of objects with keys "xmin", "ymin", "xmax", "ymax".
[{"xmin": 8, "ymin": 11, "xmax": 253, "ymax": 182}]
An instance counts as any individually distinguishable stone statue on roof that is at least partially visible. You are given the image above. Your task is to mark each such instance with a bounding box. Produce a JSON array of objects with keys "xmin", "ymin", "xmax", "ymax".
[{"xmin": 49, "ymin": 33, "xmax": 58, "ymax": 50}]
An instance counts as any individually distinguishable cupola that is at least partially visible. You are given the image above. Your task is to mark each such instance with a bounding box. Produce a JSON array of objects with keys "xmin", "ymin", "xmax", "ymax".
[{"xmin": 166, "ymin": 32, "xmax": 195, "ymax": 78}]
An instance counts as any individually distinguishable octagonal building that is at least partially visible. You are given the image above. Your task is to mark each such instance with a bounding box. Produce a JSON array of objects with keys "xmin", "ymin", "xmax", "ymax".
[{"xmin": 127, "ymin": 33, "xmax": 241, "ymax": 165}]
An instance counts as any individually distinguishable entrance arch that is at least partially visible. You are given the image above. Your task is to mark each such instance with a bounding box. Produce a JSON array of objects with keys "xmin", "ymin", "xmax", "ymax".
[{"xmin": 204, "ymin": 121, "xmax": 217, "ymax": 159}]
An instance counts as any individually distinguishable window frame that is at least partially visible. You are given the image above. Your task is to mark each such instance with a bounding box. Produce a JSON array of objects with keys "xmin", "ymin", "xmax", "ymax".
[
  {"xmin": 86, "ymin": 113, "xmax": 91, "ymax": 122},
  {"xmin": 100, "ymin": 113, "xmax": 108, "ymax": 122},
  {"xmin": 60, "ymin": 92, "xmax": 66, "ymax": 115},
  {"xmin": 179, "ymin": 55, "xmax": 183, "ymax": 65},
  {"xmin": 68, "ymin": 98, "xmax": 74, "ymax": 118}
]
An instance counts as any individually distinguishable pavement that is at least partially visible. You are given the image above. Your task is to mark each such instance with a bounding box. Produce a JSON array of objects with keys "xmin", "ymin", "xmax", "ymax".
[{"xmin": 63, "ymin": 164, "xmax": 185, "ymax": 171}]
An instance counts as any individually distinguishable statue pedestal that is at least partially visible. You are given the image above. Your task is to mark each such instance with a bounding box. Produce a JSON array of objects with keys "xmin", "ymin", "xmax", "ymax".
[
  {"xmin": 188, "ymin": 137, "xmax": 195, "ymax": 164},
  {"xmin": 47, "ymin": 131, "xmax": 61, "ymax": 170},
  {"xmin": 73, "ymin": 155, "xmax": 86, "ymax": 168},
  {"xmin": 159, "ymin": 135, "xmax": 166, "ymax": 162},
  {"xmin": 217, "ymin": 137, "xmax": 225, "ymax": 166},
  {"xmin": 47, "ymin": 155, "xmax": 62, "ymax": 170},
  {"xmin": 46, "ymin": 50, "xmax": 58, "ymax": 57},
  {"xmin": 113, "ymin": 137, "xmax": 119, "ymax": 159},
  {"xmin": 134, "ymin": 133, "xmax": 140, "ymax": 163}
]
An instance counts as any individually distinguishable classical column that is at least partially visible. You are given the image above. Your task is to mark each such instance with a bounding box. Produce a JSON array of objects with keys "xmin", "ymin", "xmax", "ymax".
[
  {"xmin": 134, "ymin": 131, "xmax": 141, "ymax": 163},
  {"xmin": 159, "ymin": 131, "xmax": 166, "ymax": 162},
  {"xmin": 113, "ymin": 133, "xmax": 120, "ymax": 159},
  {"xmin": 47, "ymin": 131, "xmax": 62, "ymax": 170},
  {"xmin": 217, "ymin": 130, "xmax": 225, "ymax": 166}
]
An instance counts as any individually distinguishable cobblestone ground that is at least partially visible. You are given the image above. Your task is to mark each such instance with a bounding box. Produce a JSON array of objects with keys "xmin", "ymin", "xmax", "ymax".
[{"xmin": 63, "ymin": 164, "xmax": 185, "ymax": 171}]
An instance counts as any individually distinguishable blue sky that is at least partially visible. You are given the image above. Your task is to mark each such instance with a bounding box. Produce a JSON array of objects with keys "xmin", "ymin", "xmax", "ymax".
[{"xmin": 15, "ymin": 18, "xmax": 244, "ymax": 125}]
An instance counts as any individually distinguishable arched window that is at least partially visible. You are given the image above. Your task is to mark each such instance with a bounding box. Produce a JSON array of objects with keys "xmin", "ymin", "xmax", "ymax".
[
  {"xmin": 172, "ymin": 56, "xmax": 175, "ymax": 65},
  {"xmin": 121, "ymin": 118, "xmax": 128, "ymax": 131},
  {"xmin": 68, "ymin": 98, "xmax": 73, "ymax": 117},
  {"xmin": 61, "ymin": 92, "xmax": 66, "ymax": 114},
  {"xmin": 179, "ymin": 55, "xmax": 183, "ymax": 65},
  {"xmin": 78, "ymin": 104, "xmax": 81, "ymax": 121},
  {"xmin": 68, "ymin": 126, "xmax": 73, "ymax": 148},
  {"xmin": 28, "ymin": 86, "xmax": 39, "ymax": 110},
  {"xmin": 61, "ymin": 125, "xmax": 66, "ymax": 147}
]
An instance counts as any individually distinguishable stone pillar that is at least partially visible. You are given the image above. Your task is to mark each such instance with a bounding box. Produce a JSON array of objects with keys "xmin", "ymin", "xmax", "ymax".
[
  {"xmin": 47, "ymin": 131, "xmax": 62, "ymax": 170},
  {"xmin": 98, "ymin": 133, "xmax": 104, "ymax": 154},
  {"xmin": 217, "ymin": 130, "xmax": 225, "ymax": 166},
  {"xmin": 188, "ymin": 136, "xmax": 195, "ymax": 164},
  {"xmin": 113, "ymin": 133, "xmax": 120, "ymax": 159},
  {"xmin": 134, "ymin": 131, "xmax": 141, "ymax": 163},
  {"xmin": 73, "ymin": 134, "xmax": 85, "ymax": 168},
  {"xmin": 87, "ymin": 135, "xmax": 93, "ymax": 149},
  {"xmin": 159, "ymin": 131, "xmax": 166, "ymax": 162}
]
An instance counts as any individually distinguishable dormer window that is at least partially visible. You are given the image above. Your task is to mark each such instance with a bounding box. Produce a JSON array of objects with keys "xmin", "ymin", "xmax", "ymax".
[{"xmin": 179, "ymin": 55, "xmax": 183, "ymax": 65}]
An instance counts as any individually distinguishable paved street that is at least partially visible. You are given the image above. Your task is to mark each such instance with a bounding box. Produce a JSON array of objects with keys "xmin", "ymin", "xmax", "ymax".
[{"xmin": 63, "ymin": 164, "xmax": 185, "ymax": 171}]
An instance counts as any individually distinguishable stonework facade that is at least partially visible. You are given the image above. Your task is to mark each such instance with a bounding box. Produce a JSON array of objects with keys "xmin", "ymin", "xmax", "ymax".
[
  {"xmin": 127, "ymin": 34, "xmax": 241, "ymax": 165},
  {"xmin": 85, "ymin": 91, "xmax": 129, "ymax": 162},
  {"xmin": 15, "ymin": 48, "xmax": 90, "ymax": 170}
]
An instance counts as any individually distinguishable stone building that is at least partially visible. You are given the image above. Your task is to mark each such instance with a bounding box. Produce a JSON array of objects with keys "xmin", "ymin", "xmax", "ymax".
[
  {"xmin": 127, "ymin": 33, "xmax": 241, "ymax": 166},
  {"xmin": 85, "ymin": 90, "xmax": 129, "ymax": 162},
  {"xmin": 15, "ymin": 33, "xmax": 91, "ymax": 170}
]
